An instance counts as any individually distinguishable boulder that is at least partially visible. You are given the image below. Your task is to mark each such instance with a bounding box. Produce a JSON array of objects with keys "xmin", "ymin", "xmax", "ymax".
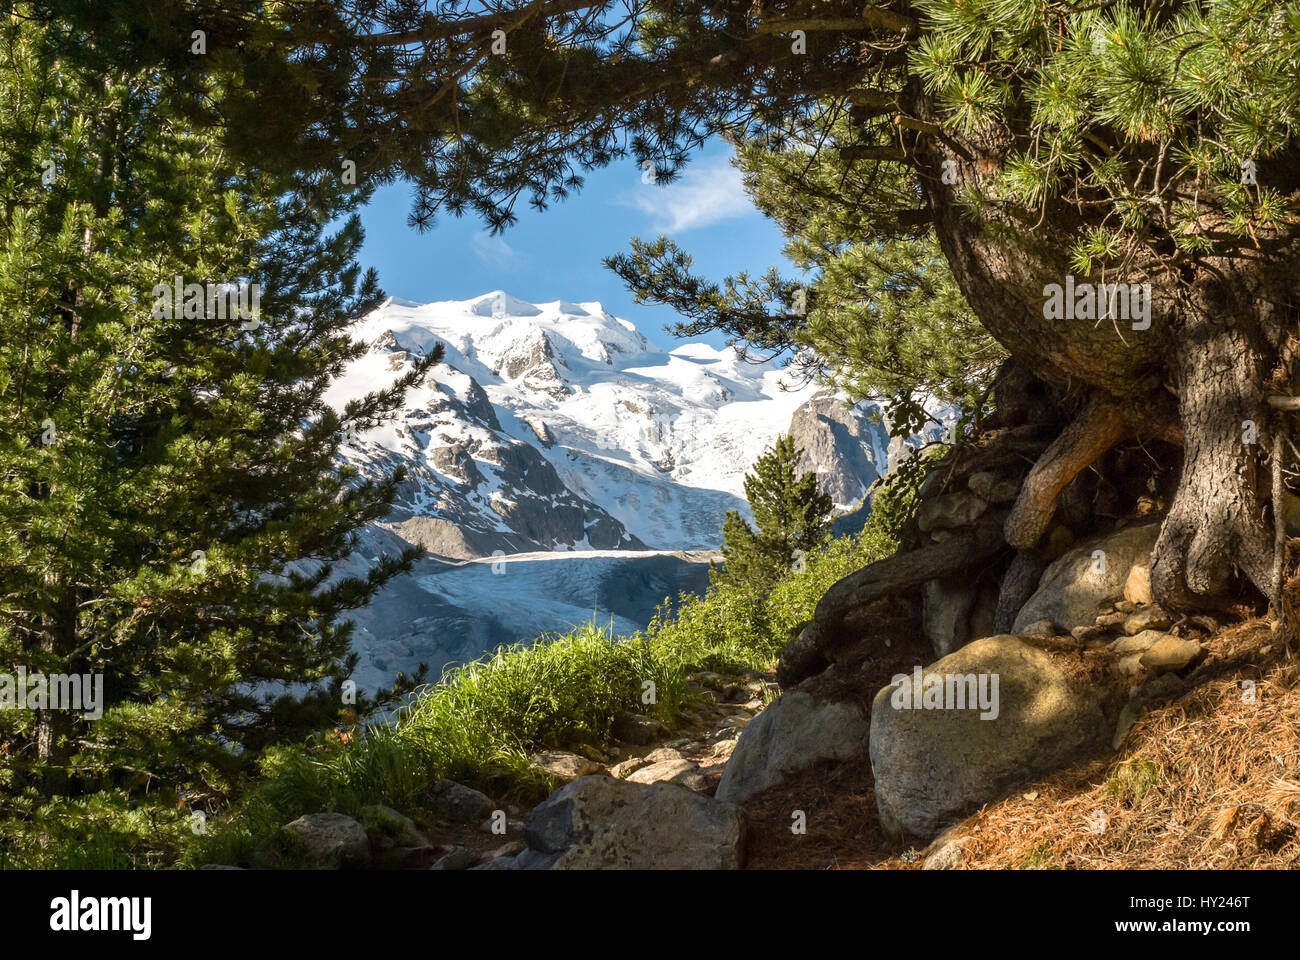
[
  {"xmin": 612, "ymin": 712, "xmax": 663, "ymax": 745},
  {"xmin": 431, "ymin": 779, "xmax": 493, "ymax": 822},
  {"xmin": 282, "ymin": 813, "xmax": 370, "ymax": 868},
  {"xmin": 870, "ymin": 636, "xmax": 1121, "ymax": 840},
  {"xmin": 1012, "ymin": 523, "xmax": 1161, "ymax": 634},
  {"xmin": 521, "ymin": 776, "xmax": 745, "ymax": 869},
  {"xmin": 716, "ymin": 690, "xmax": 869, "ymax": 805}
]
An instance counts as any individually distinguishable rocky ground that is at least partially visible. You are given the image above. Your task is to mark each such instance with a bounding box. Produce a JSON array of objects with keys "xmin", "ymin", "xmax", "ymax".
[{"xmin": 212, "ymin": 490, "xmax": 1297, "ymax": 871}]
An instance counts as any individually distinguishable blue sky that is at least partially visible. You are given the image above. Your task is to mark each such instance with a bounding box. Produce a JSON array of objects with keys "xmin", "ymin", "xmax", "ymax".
[{"xmin": 355, "ymin": 141, "xmax": 792, "ymax": 351}]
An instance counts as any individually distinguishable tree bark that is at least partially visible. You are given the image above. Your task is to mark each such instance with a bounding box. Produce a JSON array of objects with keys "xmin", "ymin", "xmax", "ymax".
[
  {"xmin": 778, "ymin": 512, "xmax": 1007, "ymax": 685},
  {"xmin": 1004, "ymin": 395, "xmax": 1127, "ymax": 550},
  {"xmin": 1150, "ymin": 314, "xmax": 1274, "ymax": 609}
]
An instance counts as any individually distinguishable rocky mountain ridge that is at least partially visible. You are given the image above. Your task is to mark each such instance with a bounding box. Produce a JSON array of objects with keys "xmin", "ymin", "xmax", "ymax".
[
  {"xmin": 327, "ymin": 292, "xmax": 934, "ymax": 561},
  {"xmin": 321, "ymin": 293, "xmax": 942, "ymax": 691}
]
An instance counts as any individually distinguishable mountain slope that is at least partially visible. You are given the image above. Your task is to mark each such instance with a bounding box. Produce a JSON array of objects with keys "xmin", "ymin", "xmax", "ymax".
[{"xmin": 324, "ymin": 292, "xmax": 941, "ymax": 690}]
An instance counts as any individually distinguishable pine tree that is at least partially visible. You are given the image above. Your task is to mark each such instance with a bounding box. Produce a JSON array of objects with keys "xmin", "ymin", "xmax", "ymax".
[
  {"xmin": 0, "ymin": 16, "xmax": 438, "ymax": 821},
  {"xmin": 606, "ymin": 118, "xmax": 1007, "ymax": 439},
  {"xmin": 715, "ymin": 435, "xmax": 832, "ymax": 595},
  {"xmin": 30, "ymin": 3, "xmax": 1300, "ymax": 678}
]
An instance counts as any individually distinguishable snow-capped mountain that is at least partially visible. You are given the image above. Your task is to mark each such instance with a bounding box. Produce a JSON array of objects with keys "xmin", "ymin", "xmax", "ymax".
[
  {"xmin": 327, "ymin": 291, "xmax": 904, "ymax": 557},
  {"xmin": 324, "ymin": 292, "xmax": 934, "ymax": 692}
]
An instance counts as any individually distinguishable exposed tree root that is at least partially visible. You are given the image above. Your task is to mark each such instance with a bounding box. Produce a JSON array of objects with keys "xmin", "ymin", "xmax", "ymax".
[
  {"xmin": 993, "ymin": 550, "xmax": 1046, "ymax": 634},
  {"xmin": 778, "ymin": 512, "xmax": 1007, "ymax": 686},
  {"xmin": 1003, "ymin": 395, "xmax": 1128, "ymax": 551}
]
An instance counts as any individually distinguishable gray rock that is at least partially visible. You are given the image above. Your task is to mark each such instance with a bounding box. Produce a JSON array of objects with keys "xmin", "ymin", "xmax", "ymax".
[
  {"xmin": 870, "ymin": 636, "xmax": 1120, "ymax": 840},
  {"xmin": 1117, "ymin": 652, "xmax": 1145, "ymax": 677},
  {"xmin": 429, "ymin": 845, "xmax": 477, "ymax": 871},
  {"xmin": 389, "ymin": 845, "xmax": 441, "ymax": 868},
  {"xmin": 1112, "ymin": 700, "xmax": 1144, "ymax": 749},
  {"xmin": 639, "ymin": 746, "xmax": 686, "ymax": 764},
  {"xmin": 481, "ymin": 841, "xmax": 526, "ymax": 864},
  {"xmin": 282, "ymin": 813, "xmax": 370, "ymax": 868},
  {"xmin": 1139, "ymin": 636, "xmax": 1205, "ymax": 674},
  {"xmin": 625, "ymin": 759, "xmax": 712, "ymax": 792},
  {"xmin": 609, "ymin": 756, "xmax": 654, "ymax": 779},
  {"xmin": 431, "ymin": 779, "xmax": 492, "ymax": 822},
  {"xmin": 474, "ymin": 847, "xmax": 560, "ymax": 870},
  {"xmin": 359, "ymin": 804, "xmax": 427, "ymax": 850},
  {"xmin": 1113, "ymin": 673, "xmax": 1186, "ymax": 748},
  {"xmin": 917, "ymin": 491, "xmax": 989, "ymax": 533},
  {"xmin": 1071, "ymin": 623, "xmax": 1113, "ymax": 643},
  {"xmin": 716, "ymin": 690, "xmax": 869, "ymax": 805},
  {"xmin": 1110, "ymin": 630, "xmax": 1166, "ymax": 655},
  {"xmin": 710, "ymin": 737, "xmax": 739, "ymax": 760},
  {"xmin": 1020, "ymin": 619, "xmax": 1057, "ymax": 636},
  {"xmin": 523, "ymin": 775, "xmax": 745, "ymax": 869},
  {"xmin": 922, "ymin": 837, "xmax": 969, "ymax": 870},
  {"xmin": 967, "ymin": 471, "xmax": 1019, "ymax": 504},
  {"xmin": 787, "ymin": 392, "xmax": 887, "ymax": 509},
  {"xmin": 923, "ymin": 577, "xmax": 975, "ymax": 659},
  {"xmin": 1012, "ymin": 523, "xmax": 1161, "ymax": 634},
  {"xmin": 1123, "ymin": 606, "xmax": 1172, "ymax": 635},
  {"xmin": 530, "ymin": 751, "xmax": 605, "ymax": 782},
  {"xmin": 612, "ymin": 712, "xmax": 663, "ymax": 745}
]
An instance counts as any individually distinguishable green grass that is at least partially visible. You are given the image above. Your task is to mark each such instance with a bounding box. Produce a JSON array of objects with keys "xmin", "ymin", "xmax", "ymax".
[
  {"xmin": 190, "ymin": 525, "xmax": 896, "ymax": 866},
  {"xmin": 1105, "ymin": 758, "xmax": 1162, "ymax": 806},
  {"xmin": 4, "ymin": 524, "xmax": 896, "ymax": 868},
  {"xmin": 1018, "ymin": 842, "xmax": 1060, "ymax": 870}
]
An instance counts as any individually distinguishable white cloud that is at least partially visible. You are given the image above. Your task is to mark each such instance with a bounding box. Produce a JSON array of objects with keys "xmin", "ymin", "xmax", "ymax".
[
  {"xmin": 470, "ymin": 231, "xmax": 524, "ymax": 270},
  {"xmin": 616, "ymin": 156, "xmax": 753, "ymax": 233}
]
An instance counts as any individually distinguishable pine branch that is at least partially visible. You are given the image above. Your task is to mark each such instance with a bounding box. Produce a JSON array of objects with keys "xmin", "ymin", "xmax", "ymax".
[
  {"xmin": 754, "ymin": 9, "xmax": 919, "ymax": 38},
  {"xmin": 363, "ymin": 0, "xmax": 600, "ymax": 45}
]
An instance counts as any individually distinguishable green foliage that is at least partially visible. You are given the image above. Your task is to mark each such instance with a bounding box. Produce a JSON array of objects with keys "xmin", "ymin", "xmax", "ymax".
[
  {"xmin": 909, "ymin": 0, "xmax": 1300, "ymax": 261},
  {"xmin": 1105, "ymin": 758, "xmax": 1163, "ymax": 806},
  {"xmin": 0, "ymin": 12, "xmax": 434, "ymax": 849},
  {"xmin": 867, "ymin": 445, "xmax": 949, "ymax": 542},
  {"xmin": 714, "ymin": 435, "xmax": 833, "ymax": 595},
  {"xmin": 191, "ymin": 521, "xmax": 897, "ymax": 867},
  {"xmin": 0, "ymin": 792, "xmax": 194, "ymax": 870},
  {"xmin": 607, "ymin": 119, "xmax": 1006, "ymax": 426}
]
